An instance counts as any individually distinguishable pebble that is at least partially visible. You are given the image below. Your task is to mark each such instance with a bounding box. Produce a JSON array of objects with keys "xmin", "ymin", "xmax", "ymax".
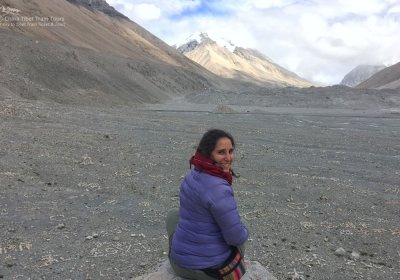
[
  {"xmin": 334, "ymin": 247, "xmax": 346, "ymax": 256},
  {"xmin": 5, "ymin": 261, "xmax": 15, "ymax": 268},
  {"xmin": 305, "ymin": 246, "xmax": 314, "ymax": 252},
  {"xmin": 56, "ymin": 223, "xmax": 65, "ymax": 229},
  {"xmin": 131, "ymin": 233, "xmax": 146, "ymax": 238},
  {"xmin": 350, "ymin": 250, "xmax": 360, "ymax": 260},
  {"xmin": 92, "ymin": 233, "xmax": 99, "ymax": 238},
  {"xmin": 85, "ymin": 236, "xmax": 93, "ymax": 240}
]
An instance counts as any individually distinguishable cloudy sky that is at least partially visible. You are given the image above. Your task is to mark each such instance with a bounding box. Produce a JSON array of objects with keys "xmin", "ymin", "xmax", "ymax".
[{"xmin": 107, "ymin": 0, "xmax": 400, "ymax": 85}]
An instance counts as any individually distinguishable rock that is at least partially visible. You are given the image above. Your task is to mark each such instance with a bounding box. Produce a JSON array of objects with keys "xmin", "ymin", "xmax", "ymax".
[
  {"xmin": 213, "ymin": 105, "xmax": 236, "ymax": 113},
  {"xmin": 5, "ymin": 261, "xmax": 15, "ymax": 268},
  {"xmin": 350, "ymin": 250, "xmax": 360, "ymax": 260},
  {"xmin": 134, "ymin": 260, "xmax": 277, "ymax": 280},
  {"xmin": 56, "ymin": 223, "xmax": 65, "ymax": 229},
  {"xmin": 334, "ymin": 247, "xmax": 346, "ymax": 256},
  {"xmin": 112, "ymin": 236, "xmax": 120, "ymax": 241}
]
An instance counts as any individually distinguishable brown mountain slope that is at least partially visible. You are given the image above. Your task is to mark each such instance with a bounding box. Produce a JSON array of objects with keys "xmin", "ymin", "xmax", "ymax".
[
  {"xmin": 0, "ymin": 0, "xmax": 197, "ymax": 67},
  {"xmin": 356, "ymin": 61, "xmax": 400, "ymax": 89},
  {"xmin": 0, "ymin": 0, "xmax": 244, "ymax": 104}
]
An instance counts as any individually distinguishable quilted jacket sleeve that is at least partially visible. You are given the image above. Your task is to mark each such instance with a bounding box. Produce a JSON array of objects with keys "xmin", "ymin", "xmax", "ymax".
[{"xmin": 208, "ymin": 183, "xmax": 249, "ymax": 246}]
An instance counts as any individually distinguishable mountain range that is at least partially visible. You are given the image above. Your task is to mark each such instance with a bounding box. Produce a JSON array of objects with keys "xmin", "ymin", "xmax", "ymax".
[
  {"xmin": 0, "ymin": 0, "xmax": 247, "ymax": 105},
  {"xmin": 175, "ymin": 33, "xmax": 314, "ymax": 88},
  {"xmin": 0, "ymin": 0, "xmax": 399, "ymax": 107}
]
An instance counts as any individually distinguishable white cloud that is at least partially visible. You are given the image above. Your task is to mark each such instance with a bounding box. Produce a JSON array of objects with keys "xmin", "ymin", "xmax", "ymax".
[
  {"xmin": 245, "ymin": 0, "xmax": 295, "ymax": 9},
  {"xmin": 107, "ymin": 0, "xmax": 400, "ymax": 85},
  {"xmin": 132, "ymin": 3, "xmax": 161, "ymax": 20},
  {"xmin": 336, "ymin": 0, "xmax": 386, "ymax": 15}
]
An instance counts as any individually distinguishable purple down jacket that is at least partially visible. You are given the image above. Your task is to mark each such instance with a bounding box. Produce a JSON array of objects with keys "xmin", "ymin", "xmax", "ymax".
[{"xmin": 171, "ymin": 168, "xmax": 249, "ymax": 269}]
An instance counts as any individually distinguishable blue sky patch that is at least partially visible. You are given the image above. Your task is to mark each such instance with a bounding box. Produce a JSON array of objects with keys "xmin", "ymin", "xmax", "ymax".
[{"xmin": 171, "ymin": 1, "xmax": 231, "ymax": 20}]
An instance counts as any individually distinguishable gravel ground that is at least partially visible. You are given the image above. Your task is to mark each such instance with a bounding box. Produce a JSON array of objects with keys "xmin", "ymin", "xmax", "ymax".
[{"xmin": 0, "ymin": 98, "xmax": 399, "ymax": 280}]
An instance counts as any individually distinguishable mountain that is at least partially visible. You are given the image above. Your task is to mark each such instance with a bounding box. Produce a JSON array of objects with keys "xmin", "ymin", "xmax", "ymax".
[
  {"xmin": 356, "ymin": 61, "xmax": 400, "ymax": 89},
  {"xmin": 0, "ymin": 0, "xmax": 249, "ymax": 105},
  {"xmin": 175, "ymin": 32, "xmax": 314, "ymax": 88},
  {"xmin": 340, "ymin": 64, "xmax": 386, "ymax": 87},
  {"xmin": 66, "ymin": 0, "xmax": 128, "ymax": 19}
]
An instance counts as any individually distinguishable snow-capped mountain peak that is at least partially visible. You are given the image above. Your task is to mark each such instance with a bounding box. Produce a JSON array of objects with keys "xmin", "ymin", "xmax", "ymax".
[
  {"xmin": 214, "ymin": 36, "xmax": 236, "ymax": 52},
  {"xmin": 174, "ymin": 32, "xmax": 314, "ymax": 87},
  {"xmin": 176, "ymin": 32, "xmax": 236, "ymax": 53}
]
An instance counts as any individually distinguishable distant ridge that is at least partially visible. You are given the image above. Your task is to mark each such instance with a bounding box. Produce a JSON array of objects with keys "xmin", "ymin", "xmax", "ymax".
[
  {"xmin": 340, "ymin": 64, "xmax": 386, "ymax": 87},
  {"xmin": 356, "ymin": 61, "xmax": 400, "ymax": 89},
  {"xmin": 175, "ymin": 32, "xmax": 315, "ymax": 88},
  {"xmin": 66, "ymin": 0, "xmax": 128, "ymax": 19}
]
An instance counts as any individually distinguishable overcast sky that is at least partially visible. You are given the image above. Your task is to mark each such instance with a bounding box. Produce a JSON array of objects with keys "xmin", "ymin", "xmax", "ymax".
[{"xmin": 107, "ymin": 0, "xmax": 400, "ymax": 85}]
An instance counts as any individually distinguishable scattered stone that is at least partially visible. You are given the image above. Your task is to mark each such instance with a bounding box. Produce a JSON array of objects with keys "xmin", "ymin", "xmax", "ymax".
[
  {"xmin": 112, "ymin": 236, "xmax": 120, "ymax": 241},
  {"xmin": 131, "ymin": 233, "xmax": 146, "ymax": 238},
  {"xmin": 213, "ymin": 105, "xmax": 236, "ymax": 113},
  {"xmin": 5, "ymin": 261, "xmax": 15, "ymax": 268},
  {"xmin": 334, "ymin": 247, "xmax": 346, "ymax": 256},
  {"xmin": 85, "ymin": 236, "xmax": 93, "ymax": 240},
  {"xmin": 92, "ymin": 233, "xmax": 99, "ymax": 238},
  {"xmin": 288, "ymin": 268, "xmax": 305, "ymax": 280},
  {"xmin": 80, "ymin": 155, "xmax": 94, "ymax": 165},
  {"xmin": 319, "ymin": 195, "xmax": 328, "ymax": 201},
  {"xmin": 134, "ymin": 260, "xmax": 277, "ymax": 280},
  {"xmin": 56, "ymin": 223, "xmax": 65, "ymax": 229},
  {"xmin": 350, "ymin": 250, "xmax": 360, "ymax": 260},
  {"xmin": 305, "ymin": 245, "xmax": 314, "ymax": 252}
]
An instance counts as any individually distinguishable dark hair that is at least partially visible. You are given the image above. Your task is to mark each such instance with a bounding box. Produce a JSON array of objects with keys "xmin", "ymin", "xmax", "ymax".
[{"xmin": 196, "ymin": 129, "xmax": 235, "ymax": 158}]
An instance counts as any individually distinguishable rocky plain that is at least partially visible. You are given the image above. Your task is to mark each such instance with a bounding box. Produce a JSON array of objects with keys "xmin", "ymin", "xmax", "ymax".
[
  {"xmin": 1, "ymin": 86, "xmax": 399, "ymax": 280},
  {"xmin": 1, "ymin": 0, "xmax": 399, "ymax": 278}
]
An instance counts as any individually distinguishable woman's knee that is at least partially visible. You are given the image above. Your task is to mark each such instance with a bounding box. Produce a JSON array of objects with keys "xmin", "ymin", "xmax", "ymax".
[{"xmin": 166, "ymin": 208, "xmax": 179, "ymax": 237}]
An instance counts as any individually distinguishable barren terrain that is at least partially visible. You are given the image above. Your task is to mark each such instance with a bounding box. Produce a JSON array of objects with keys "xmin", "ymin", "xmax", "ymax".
[
  {"xmin": 0, "ymin": 93, "xmax": 399, "ymax": 279},
  {"xmin": 1, "ymin": 1, "xmax": 399, "ymax": 279}
]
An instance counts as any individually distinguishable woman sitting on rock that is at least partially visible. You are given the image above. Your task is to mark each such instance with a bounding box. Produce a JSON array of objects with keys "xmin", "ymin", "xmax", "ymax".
[{"xmin": 167, "ymin": 129, "xmax": 249, "ymax": 279}]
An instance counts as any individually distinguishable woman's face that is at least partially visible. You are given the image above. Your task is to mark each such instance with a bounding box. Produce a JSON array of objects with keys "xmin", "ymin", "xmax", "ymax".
[{"xmin": 210, "ymin": 137, "xmax": 234, "ymax": 172}]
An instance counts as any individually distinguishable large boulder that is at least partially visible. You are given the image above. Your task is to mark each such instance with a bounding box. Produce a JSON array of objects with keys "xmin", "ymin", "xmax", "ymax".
[{"xmin": 134, "ymin": 260, "xmax": 277, "ymax": 280}]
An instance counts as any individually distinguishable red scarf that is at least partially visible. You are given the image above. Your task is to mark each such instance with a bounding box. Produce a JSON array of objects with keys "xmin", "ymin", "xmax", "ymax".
[{"xmin": 190, "ymin": 152, "xmax": 233, "ymax": 185}]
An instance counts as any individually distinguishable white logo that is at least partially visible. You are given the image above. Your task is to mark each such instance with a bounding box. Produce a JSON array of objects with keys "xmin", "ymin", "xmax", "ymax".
[{"xmin": 1, "ymin": 6, "xmax": 21, "ymax": 15}]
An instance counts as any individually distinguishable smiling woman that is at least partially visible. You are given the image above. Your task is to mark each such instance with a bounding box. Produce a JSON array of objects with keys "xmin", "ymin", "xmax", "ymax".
[{"xmin": 166, "ymin": 129, "xmax": 249, "ymax": 279}]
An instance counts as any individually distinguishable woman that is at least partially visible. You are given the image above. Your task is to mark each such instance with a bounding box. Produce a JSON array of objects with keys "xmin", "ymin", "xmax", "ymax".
[{"xmin": 166, "ymin": 129, "xmax": 249, "ymax": 279}]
